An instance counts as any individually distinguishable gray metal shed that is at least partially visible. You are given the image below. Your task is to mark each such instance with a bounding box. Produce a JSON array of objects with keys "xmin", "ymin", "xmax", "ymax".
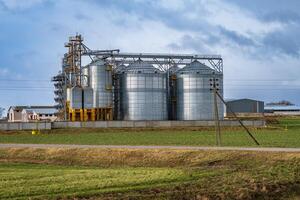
[{"xmin": 226, "ymin": 99, "xmax": 264, "ymax": 117}]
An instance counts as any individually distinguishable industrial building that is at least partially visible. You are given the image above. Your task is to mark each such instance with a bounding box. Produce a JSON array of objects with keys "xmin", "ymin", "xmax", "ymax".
[
  {"xmin": 52, "ymin": 35, "xmax": 224, "ymax": 122},
  {"xmin": 225, "ymin": 99, "xmax": 264, "ymax": 118},
  {"xmin": 264, "ymin": 105, "xmax": 300, "ymax": 116}
]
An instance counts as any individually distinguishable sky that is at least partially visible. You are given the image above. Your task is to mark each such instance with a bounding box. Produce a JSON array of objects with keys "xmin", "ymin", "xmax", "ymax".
[{"xmin": 0, "ymin": 0, "xmax": 300, "ymax": 112}]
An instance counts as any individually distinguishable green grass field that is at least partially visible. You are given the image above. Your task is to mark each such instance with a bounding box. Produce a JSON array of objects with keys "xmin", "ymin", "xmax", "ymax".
[
  {"xmin": 1, "ymin": 129, "xmax": 300, "ymax": 147},
  {"xmin": 0, "ymin": 117, "xmax": 299, "ymax": 199},
  {"xmin": 0, "ymin": 163, "xmax": 190, "ymax": 199},
  {"xmin": 0, "ymin": 117, "xmax": 299, "ymax": 147},
  {"xmin": 0, "ymin": 149, "xmax": 299, "ymax": 199}
]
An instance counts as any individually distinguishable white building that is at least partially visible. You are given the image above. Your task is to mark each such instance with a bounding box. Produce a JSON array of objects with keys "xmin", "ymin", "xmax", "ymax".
[
  {"xmin": 8, "ymin": 106, "xmax": 57, "ymax": 122},
  {"xmin": 21, "ymin": 109, "xmax": 39, "ymax": 122},
  {"xmin": 7, "ymin": 106, "xmax": 24, "ymax": 122},
  {"xmin": 264, "ymin": 105, "xmax": 300, "ymax": 116}
]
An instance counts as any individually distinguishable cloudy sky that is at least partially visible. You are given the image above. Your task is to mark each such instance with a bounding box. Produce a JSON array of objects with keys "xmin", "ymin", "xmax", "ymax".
[{"xmin": 0, "ymin": 0, "xmax": 300, "ymax": 111}]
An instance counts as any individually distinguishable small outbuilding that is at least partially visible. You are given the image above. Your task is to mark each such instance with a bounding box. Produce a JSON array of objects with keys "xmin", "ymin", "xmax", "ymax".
[
  {"xmin": 225, "ymin": 99, "xmax": 264, "ymax": 118},
  {"xmin": 8, "ymin": 106, "xmax": 57, "ymax": 122},
  {"xmin": 7, "ymin": 106, "xmax": 24, "ymax": 122}
]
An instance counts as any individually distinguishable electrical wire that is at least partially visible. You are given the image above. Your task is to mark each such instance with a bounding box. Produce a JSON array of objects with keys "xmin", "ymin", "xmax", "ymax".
[
  {"xmin": 0, "ymin": 79, "xmax": 51, "ymax": 82},
  {"xmin": 0, "ymin": 78, "xmax": 299, "ymax": 82},
  {"xmin": 0, "ymin": 79, "xmax": 298, "ymax": 93}
]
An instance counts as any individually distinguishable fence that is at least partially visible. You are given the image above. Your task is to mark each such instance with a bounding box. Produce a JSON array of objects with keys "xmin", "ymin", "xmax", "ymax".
[
  {"xmin": 0, "ymin": 122, "xmax": 51, "ymax": 131},
  {"xmin": 0, "ymin": 120, "xmax": 265, "ymax": 131}
]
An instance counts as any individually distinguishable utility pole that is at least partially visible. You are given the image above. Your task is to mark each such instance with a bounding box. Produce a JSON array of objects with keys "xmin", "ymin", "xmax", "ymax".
[
  {"xmin": 211, "ymin": 73, "xmax": 221, "ymax": 146},
  {"xmin": 215, "ymin": 91, "xmax": 260, "ymax": 146}
]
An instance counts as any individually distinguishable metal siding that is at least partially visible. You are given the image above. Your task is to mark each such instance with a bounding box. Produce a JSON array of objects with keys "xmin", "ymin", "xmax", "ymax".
[
  {"xmin": 70, "ymin": 87, "xmax": 82, "ymax": 109},
  {"xmin": 83, "ymin": 87, "xmax": 93, "ymax": 109},
  {"xmin": 89, "ymin": 60, "xmax": 113, "ymax": 108},
  {"xmin": 227, "ymin": 99, "xmax": 264, "ymax": 113},
  {"xmin": 259, "ymin": 102, "xmax": 265, "ymax": 113},
  {"xmin": 119, "ymin": 73, "xmax": 167, "ymax": 120},
  {"xmin": 82, "ymin": 67, "xmax": 89, "ymax": 87},
  {"xmin": 116, "ymin": 61, "xmax": 168, "ymax": 121},
  {"xmin": 176, "ymin": 61, "xmax": 224, "ymax": 120}
]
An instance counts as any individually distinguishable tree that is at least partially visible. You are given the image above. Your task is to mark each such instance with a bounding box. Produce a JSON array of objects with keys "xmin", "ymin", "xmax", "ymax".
[
  {"xmin": 0, "ymin": 107, "xmax": 5, "ymax": 118},
  {"xmin": 266, "ymin": 100, "xmax": 294, "ymax": 106}
]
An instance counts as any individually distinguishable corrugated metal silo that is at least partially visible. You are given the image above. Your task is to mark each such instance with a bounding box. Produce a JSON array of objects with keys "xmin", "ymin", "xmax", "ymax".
[
  {"xmin": 70, "ymin": 87, "xmax": 82, "ymax": 109},
  {"xmin": 118, "ymin": 60, "xmax": 168, "ymax": 120},
  {"xmin": 89, "ymin": 60, "xmax": 113, "ymax": 108},
  {"xmin": 81, "ymin": 66, "xmax": 89, "ymax": 87},
  {"xmin": 82, "ymin": 87, "xmax": 93, "ymax": 109},
  {"xmin": 176, "ymin": 60, "xmax": 223, "ymax": 120},
  {"xmin": 69, "ymin": 86, "xmax": 93, "ymax": 109}
]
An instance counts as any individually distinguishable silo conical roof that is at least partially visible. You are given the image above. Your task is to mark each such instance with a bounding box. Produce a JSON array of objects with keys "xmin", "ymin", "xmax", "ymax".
[
  {"xmin": 177, "ymin": 60, "xmax": 215, "ymax": 74},
  {"xmin": 125, "ymin": 60, "xmax": 163, "ymax": 73},
  {"xmin": 90, "ymin": 59, "xmax": 105, "ymax": 66}
]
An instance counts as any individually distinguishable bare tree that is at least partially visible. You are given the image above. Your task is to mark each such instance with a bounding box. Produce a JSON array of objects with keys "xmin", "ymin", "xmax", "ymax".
[
  {"xmin": 0, "ymin": 107, "xmax": 5, "ymax": 118},
  {"xmin": 266, "ymin": 100, "xmax": 295, "ymax": 106}
]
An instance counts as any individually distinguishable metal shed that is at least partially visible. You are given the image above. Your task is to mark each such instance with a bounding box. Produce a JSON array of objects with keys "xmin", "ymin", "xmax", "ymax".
[{"xmin": 226, "ymin": 99, "xmax": 264, "ymax": 118}]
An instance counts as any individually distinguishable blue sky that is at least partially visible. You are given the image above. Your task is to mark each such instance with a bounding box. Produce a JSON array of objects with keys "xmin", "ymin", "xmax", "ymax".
[{"xmin": 0, "ymin": 0, "xmax": 300, "ymax": 111}]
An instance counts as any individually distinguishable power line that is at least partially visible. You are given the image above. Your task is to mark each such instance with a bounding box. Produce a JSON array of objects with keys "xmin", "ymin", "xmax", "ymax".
[
  {"xmin": 226, "ymin": 79, "xmax": 299, "ymax": 81},
  {"xmin": 0, "ymin": 86, "xmax": 53, "ymax": 88},
  {"xmin": 4, "ymin": 84, "xmax": 300, "ymax": 87},
  {"xmin": 225, "ymin": 88, "xmax": 300, "ymax": 90},
  {"xmin": 0, "ymin": 89, "xmax": 53, "ymax": 91},
  {"xmin": 0, "ymin": 79, "xmax": 51, "ymax": 82},
  {"xmin": 0, "ymin": 87, "xmax": 298, "ymax": 91},
  {"xmin": 0, "ymin": 78, "xmax": 299, "ymax": 82}
]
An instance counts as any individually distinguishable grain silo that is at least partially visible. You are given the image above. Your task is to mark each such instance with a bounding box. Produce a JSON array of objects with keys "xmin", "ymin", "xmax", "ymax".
[
  {"xmin": 88, "ymin": 59, "xmax": 113, "ymax": 120},
  {"xmin": 68, "ymin": 86, "xmax": 93, "ymax": 121},
  {"xmin": 117, "ymin": 60, "xmax": 168, "ymax": 120},
  {"xmin": 176, "ymin": 60, "xmax": 223, "ymax": 120},
  {"xmin": 53, "ymin": 34, "xmax": 225, "ymax": 122}
]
